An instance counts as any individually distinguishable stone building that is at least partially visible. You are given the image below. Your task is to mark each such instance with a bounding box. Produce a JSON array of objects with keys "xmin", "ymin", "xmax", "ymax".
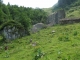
[
  {"xmin": 60, "ymin": 18, "xmax": 80, "ymax": 24},
  {"xmin": 47, "ymin": 9, "xmax": 65, "ymax": 26}
]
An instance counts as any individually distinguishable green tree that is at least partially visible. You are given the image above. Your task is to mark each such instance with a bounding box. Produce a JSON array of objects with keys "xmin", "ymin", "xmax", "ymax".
[
  {"xmin": 0, "ymin": 0, "xmax": 47, "ymax": 35},
  {"xmin": 0, "ymin": 9, "xmax": 4, "ymax": 24},
  {"xmin": 58, "ymin": 0, "xmax": 76, "ymax": 8}
]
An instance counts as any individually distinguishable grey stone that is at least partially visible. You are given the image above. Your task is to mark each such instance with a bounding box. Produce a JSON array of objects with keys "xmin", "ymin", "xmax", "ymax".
[
  {"xmin": 52, "ymin": 30, "xmax": 55, "ymax": 33},
  {"xmin": 60, "ymin": 18, "xmax": 80, "ymax": 24},
  {"xmin": 31, "ymin": 23, "xmax": 46, "ymax": 33},
  {"xmin": 2, "ymin": 26, "xmax": 26, "ymax": 40},
  {"xmin": 47, "ymin": 10, "xmax": 65, "ymax": 26}
]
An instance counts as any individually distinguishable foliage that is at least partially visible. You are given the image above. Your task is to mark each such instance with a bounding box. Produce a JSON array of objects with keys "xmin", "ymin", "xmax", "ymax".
[
  {"xmin": 52, "ymin": 0, "xmax": 80, "ymax": 12},
  {"xmin": 66, "ymin": 6, "xmax": 80, "ymax": 18},
  {"xmin": 34, "ymin": 48, "xmax": 43, "ymax": 60},
  {"xmin": 0, "ymin": 23, "xmax": 80, "ymax": 60},
  {"xmin": 52, "ymin": 3, "xmax": 59, "ymax": 12},
  {"xmin": 0, "ymin": 20, "xmax": 24, "ymax": 30},
  {"xmin": 58, "ymin": 35, "xmax": 70, "ymax": 42},
  {"xmin": 42, "ymin": 8, "xmax": 53, "ymax": 15},
  {"xmin": 0, "ymin": 0, "xmax": 47, "ymax": 35},
  {"xmin": 58, "ymin": 0, "xmax": 77, "ymax": 8}
]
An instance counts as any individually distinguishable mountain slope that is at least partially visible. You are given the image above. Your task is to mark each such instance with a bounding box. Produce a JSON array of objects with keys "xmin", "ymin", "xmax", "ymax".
[
  {"xmin": 42, "ymin": 8, "xmax": 53, "ymax": 15},
  {"xmin": 51, "ymin": 0, "xmax": 80, "ymax": 18},
  {"xmin": 0, "ymin": 23, "xmax": 80, "ymax": 60}
]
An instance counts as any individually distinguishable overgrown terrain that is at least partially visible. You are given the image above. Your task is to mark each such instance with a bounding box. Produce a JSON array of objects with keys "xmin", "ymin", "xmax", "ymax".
[
  {"xmin": 66, "ymin": 6, "xmax": 80, "ymax": 18},
  {"xmin": 52, "ymin": 0, "xmax": 80, "ymax": 18},
  {"xmin": 0, "ymin": 0, "xmax": 47, "ymax": 34},
  {"xmin": 0, "ymin": 23, "xmax": 80, "ymax": 60},
  {"xmin": 0, "ymin": 0, "xmax": 80, "ymax": 60}
]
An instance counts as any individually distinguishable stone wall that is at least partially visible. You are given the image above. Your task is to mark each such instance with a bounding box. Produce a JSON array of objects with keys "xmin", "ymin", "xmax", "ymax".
[
  {"xmin": 60, "ymin": 18, "xmax": 80, "ymax": 24},
  {"xmin": 47, "ymin": 9, "xmax": 65, "ymax": 26}
]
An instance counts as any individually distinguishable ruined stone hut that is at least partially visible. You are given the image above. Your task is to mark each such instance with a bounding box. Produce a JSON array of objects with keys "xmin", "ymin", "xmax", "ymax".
[
  {"xmin": 60, "ymin": 18, "xmax": 80, "ymax": 24},
  {"xmin": 47, "ymin": 9, "xmax": 65, "ymax": 26}
]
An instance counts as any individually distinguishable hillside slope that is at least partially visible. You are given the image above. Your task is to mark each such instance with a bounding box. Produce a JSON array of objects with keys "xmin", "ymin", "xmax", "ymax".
[
  {"xmin": 66, "ymin": 6, "xmax": 80, "ymax": 18},
  {"xmin": 42, "ymin": 8, "xmax": 53, "ymax": 15},
  {"xmin": 0, "ymin": 23, "xmax": 80, "ymax": 60},
  {"xmin": 52, "ymin": 0, "xmax": 80, "ymax": 18}
]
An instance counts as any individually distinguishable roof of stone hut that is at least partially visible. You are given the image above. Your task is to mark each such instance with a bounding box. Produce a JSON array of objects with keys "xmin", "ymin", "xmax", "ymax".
[{"xmin": 60, "ymin": 18, "xmax": 80, "ymax": 21}]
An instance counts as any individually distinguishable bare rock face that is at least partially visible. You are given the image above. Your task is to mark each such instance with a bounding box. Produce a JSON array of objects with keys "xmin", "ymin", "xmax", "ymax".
[
  {"xmin": 0, "ymin": 21, "xmax": 27, "ymax": 40},
  {"xmin": 3, "ymin": 26, "xmax": 26, "ymax": 40},
  {"xmin": 47, "ymin": 9, "xmax": 65, "ymax": 26},
  {"xmin": 31, "ymin": 23, "xmax": 46, "ymax": 33}
]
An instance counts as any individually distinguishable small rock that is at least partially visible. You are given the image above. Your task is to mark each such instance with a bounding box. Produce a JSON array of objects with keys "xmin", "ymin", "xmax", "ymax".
[
  {"xmin": 52, "ymin": 30, "xmax": 55, "ymax": 33},
  {"xmin": 32, "ymin": 42, "xmax": 37, "ymax": 46}
]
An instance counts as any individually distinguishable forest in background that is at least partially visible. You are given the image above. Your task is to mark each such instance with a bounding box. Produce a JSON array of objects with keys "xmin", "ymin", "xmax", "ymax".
[
  {"xmin": 0, "ymin": 0, "xmax": 47, "ymax": 33},
  {"xmin": 1, "ymin": 0, "xmax": 80, "ymax": 34}
]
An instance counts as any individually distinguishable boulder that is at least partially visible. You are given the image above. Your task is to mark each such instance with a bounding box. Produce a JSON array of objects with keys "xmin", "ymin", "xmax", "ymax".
[
  {"xmin": 0, "ymin": 21, "xmax": 26, "ymax": 40},
  {"xmin": 3, "ymin": 26, "xmax": 25, "ymax": 40},
  {"xmin": 31, "ymin": 23, "xmax": 46, "ymax": 33}
]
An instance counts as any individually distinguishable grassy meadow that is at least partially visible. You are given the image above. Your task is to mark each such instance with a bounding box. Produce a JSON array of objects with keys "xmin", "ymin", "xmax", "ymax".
[
  {"xmin": 66, "ymin": 6, "xmax": 80, "ymax": 18},
  {"xmin": 0, "ymin": 23, "xmax": 80, "ymax": 60}
]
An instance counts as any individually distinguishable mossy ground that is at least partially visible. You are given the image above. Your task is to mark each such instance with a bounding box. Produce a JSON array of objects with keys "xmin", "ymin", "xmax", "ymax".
[{"xmin": 0, "ymin": 23, "xmax": 80, "ymax": 60}]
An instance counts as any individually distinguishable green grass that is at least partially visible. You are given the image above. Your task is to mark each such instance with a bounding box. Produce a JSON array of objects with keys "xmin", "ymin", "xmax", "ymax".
[
  {"xmin": 42, "ymin": 8, "xmax": 53, "ymax": 15},
  {"xmin": 0, "ymin": 23, "xmax": 80, "ymax": 60},
  {"xmin": 66, "ymin": 6, "xmax": 80, "ymax": 18}
]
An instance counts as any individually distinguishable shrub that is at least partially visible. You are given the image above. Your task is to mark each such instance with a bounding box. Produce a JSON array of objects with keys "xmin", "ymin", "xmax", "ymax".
[
  {"xmin": 58, "ymin": 37, "xmax": 63, "ymax": 41},
  {"xmin": 0, "ymin": 35, "xmax": 4, "ymax": 42},
  {"xmin": 73, "ymin": 31, "xmax": 78, "ymax": 36},
  {"xmin": 34, "ymin": 47, "xmax": 44, "ymax": 60},
  {"xmin": 68, "ymin": 15, "xmax": 74, "ymax": 17},
  {"xmin": 58, "ymin": 35, "xmax": 70, "ymax": 42},
  {"xmin": 0, "ymin": 20, "xmax": 24, "ymax": 31},
  {"xmin": 69, "ymin": 9, "xmax": 74, "ymax": 13}
]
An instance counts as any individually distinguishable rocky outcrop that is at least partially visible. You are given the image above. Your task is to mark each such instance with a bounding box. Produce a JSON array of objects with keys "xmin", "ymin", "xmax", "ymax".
[
  {"xmin": 47, "ymin": 9, "xmax": 65, "ymax": 26},
  {"xmin": 3, "ymin": 26, "xmax": 26, "ymax": 40},
  {"xmin": 31, "ymin": 23, "xmax": 46, "ymax": 33},
  {"xmin": 0, "ymin": 21, "xmax": 27, "ymax": 40}
]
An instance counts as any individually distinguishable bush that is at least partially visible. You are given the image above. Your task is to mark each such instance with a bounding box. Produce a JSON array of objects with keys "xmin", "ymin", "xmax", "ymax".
[
  {"xmin": 0, "ymin": 35, "xmax": 4, "ymax": 42},
  {"xmin": 58, "ymin": 35, "xmax": 70, "ymax": 42},
  {"xmin": 69, "ymin": 9, "xmax": 74, "ymax": 13},
  {"xmin": 68, "ymin": 15, "xmax": 74, "ymax": 17},
  {"xmin": 34, "ymin": 47, "xmax": 44, "ymax": 60},
  {"xmin": 0, "ymin": 20, "xmax": 24, "ymax": 31},
  {"xmin": 73, "ymin": 31, "xmax": 78, "ymax": 36}
]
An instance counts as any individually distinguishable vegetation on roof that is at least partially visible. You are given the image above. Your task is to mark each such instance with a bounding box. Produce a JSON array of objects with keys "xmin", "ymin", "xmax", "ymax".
[{"xmin": 0, "ymin": 20, "xmax": 24, "ymax": 31}]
